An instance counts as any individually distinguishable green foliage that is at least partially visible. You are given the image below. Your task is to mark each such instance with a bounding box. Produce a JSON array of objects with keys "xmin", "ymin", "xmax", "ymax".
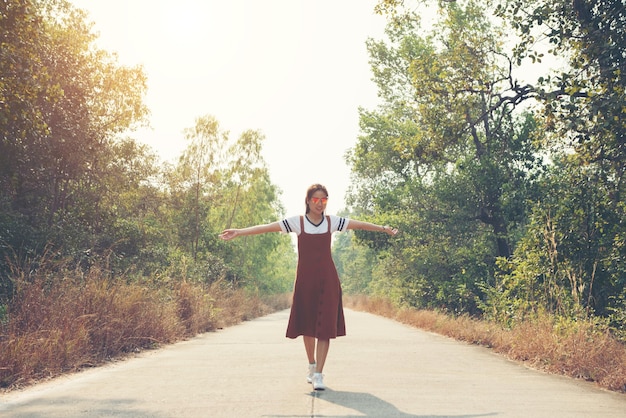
[
  {"xmin": 495, "ymin": 0, "xmax": 626, "ymax": 173},
  {"xmin": 4, "ymin": 0, "xmax": 626, "ymax": 345},
  {"xmin": 332, "ymin": 227, "xmax": 378, "ymax": 295},
  {"xmin": 168, "ymin": 115, "xmax": 295, "ymax": 292},
  {"xmin": 481, "ymin": 0, "xmax": 626, "ymax": 329},
  {"xmin": 0, "ymin": 0, "xmax": 150, "ymax": 291},
  {"xmin": 0, "ymin": 1, "xmax": 293, "ymax": 302},
  {"xmin": 0, "ymin": 303, "xmax": 7, "ymax": 325},
  {"xmin": 483, "ymin": 155, "xmax": 625, "ymax": 323},
  {"xmin": 608, "ymin": 288, "xmax": 626, "ymax": 343},
  {"xmin": 351, "ymin": 0, "xmax": 626, "ymax": 335},
  {"xmin": 347, "ymin": 1, "xmax": 541, "ymax": 315}
]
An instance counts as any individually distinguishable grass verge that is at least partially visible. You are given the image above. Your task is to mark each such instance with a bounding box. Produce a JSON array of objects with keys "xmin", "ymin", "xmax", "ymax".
[
  {"xmin": 345, "ymin": 295, "xmax": 626, "ymax": 394},
  {"xmin": 6, "ymin": 275, "xmax": 623, "ymax": 395},
  {"xmin": 0, "ymin": 267, "xmax": 290, "ymax": 391}
]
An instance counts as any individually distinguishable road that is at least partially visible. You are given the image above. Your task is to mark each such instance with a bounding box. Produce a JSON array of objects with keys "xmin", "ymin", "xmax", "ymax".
[{"xmin": 1, "ymin": 309, "xmax": 625, "ymax": 417}]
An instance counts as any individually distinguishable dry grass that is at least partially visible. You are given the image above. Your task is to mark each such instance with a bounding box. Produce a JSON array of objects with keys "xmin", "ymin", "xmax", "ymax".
[
  {"xmin": 0, "ymin": 267, "xmax": 291, "ymax": 391},
  {"xmin": 345, "ymin": 295, "xmax": 626, "ymax": 393},
  {"xmin": 7, "ymin": 276, "xmax": 623, "ymax": 395}
]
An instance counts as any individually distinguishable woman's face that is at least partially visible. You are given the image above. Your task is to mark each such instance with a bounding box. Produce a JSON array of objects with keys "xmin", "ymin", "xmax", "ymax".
[{"xmin": 307, "ymin": 190, "xmax": 328, "ymax": 216}]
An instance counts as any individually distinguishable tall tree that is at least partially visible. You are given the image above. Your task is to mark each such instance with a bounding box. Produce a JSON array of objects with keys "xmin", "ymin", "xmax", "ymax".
[
  {"xmin": 217, "ymin": 130, "xmax": 294, "ymax": 292},
  {"xmin": 373, "ymin": 0, "xmax": 626, "ymax": 320},
  {"xmin": 489, "ymin": 0, "xmax": 626, "ymax": 318},
  {"xmin": 348, "ymin": 1, "xmax": 541, "ymax": 312},
  {"xmin": 0, "ymin": 0, "xmax": 148, "ymax": 295},
  {"xmin": 169, "ymin": 116, "xmax": 294, "ymax": 290},
  {"xmin": 174, "ymin": 115, "xmax": 226, "ymax": 259}
]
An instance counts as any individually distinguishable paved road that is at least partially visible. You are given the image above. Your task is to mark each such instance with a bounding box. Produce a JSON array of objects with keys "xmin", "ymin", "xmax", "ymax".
[{"xmin": 1, "ymin": 309, "xmax": 625, "ymax": 417}]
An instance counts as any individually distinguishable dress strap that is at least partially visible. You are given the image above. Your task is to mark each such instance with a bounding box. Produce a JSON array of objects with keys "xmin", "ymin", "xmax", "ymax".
[
  {"xmin": 326, "ymin": 215, "xmax": 331, "ymax": 233},
  {"xmin": 300, "ymin": 216, "xmax": 305, "ymax": 233}
]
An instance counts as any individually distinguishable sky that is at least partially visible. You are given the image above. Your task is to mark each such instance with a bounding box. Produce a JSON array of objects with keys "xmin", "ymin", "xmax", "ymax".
[{"xmin": 70, "ymin": 0, "xmax": 388, "ymax": 218}]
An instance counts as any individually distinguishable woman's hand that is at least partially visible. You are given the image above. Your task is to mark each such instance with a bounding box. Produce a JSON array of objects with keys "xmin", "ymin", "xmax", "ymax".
[
  {"xmin": 219, "ymin": 223, "xmax": 281, "ymax": 240},
  {"xmin": 219, "ymin": 229, "xmax": 239, "ymax": 240},
  {"xmin": 382, "ymin": 225, "xmax": 399, "ymax": 236}
]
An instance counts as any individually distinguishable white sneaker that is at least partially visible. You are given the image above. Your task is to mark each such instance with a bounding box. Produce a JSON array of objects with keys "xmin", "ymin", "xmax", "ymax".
[
  {"xmin": 312, "ymin": 372, "xmax": 325, "ymax": 390},
  {"xmin": 307, "ymin": 363, "xmax": 316, "ymax": 383}
]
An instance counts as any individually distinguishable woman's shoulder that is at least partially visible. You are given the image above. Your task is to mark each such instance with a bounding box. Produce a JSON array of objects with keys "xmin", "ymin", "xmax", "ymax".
[
  {"xmin": 279, "ymin": 215, "xmax": 302, "ymax": 234},
  {"xmin": 284, "ymin": 215, "xmax": 302, "ymax": 223},
  {"xmin": 327, "ymin": 214, "xmax": 349, "ymax": 231}
]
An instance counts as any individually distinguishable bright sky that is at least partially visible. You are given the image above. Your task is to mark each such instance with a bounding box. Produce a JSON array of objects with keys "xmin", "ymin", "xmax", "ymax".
[{"xmin": 70, "ymin": 0, "xmax": 387, "ymax": 218}]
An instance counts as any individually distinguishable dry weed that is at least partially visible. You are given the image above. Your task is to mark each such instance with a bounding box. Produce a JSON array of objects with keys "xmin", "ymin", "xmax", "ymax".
[
  {"xmin": 0, "ymin": 270, "xmax": 290, "ymax": 391},
  {"xmin": 344, "ymin": 295, "xmax": 626, "ymax": 393}
]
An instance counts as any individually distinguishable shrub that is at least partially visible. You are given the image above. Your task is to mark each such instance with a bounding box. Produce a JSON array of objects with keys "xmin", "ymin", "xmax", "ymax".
[{"xmin": 0, "ymin": 263, "xmax": 290, "ymax": 390}]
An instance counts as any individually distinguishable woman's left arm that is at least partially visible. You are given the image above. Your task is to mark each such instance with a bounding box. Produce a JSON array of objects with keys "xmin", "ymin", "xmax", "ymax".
[{"xmin": 346, "ymin": 219, "xmax": 399, "ymax": 236}]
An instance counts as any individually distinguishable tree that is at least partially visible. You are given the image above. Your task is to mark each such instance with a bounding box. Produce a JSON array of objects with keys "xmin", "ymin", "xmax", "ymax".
[
  {"xmin": 167, "ymin": 115, "xmax": 294, "ymax": 290},
  {"xmin": 173, "ymin": 115, "xmax": 227, "ymax": 259},
  {"xmin": 94, "ymin": 138, "xmax": 167, "ymax": 275},
  {"xmin": 1, "ymin": 0, "xmax": 149, "ymax": 296},
  {"xmin": 0, "ymin": 0, "xmax": 55, "ymax": 192},
  {"xmin": 347, "ymin": 1, "xmax": 542, "ymax": 312},
  {"xmin": 217, "ymin": 130, "xmax": 294, "ymax": 292},
  {"xmin": 489, "ymin": 0, "xmax": 626, "ymax": 318}
]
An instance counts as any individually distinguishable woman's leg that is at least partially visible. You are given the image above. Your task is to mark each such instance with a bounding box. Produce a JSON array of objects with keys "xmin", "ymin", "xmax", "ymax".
[
  {"xmin": 315, "ymin": 339, "xmax": 330, "ymax": 373},
  {"xmin": 310, "ymin": 339, "xmax": 330, "ymax": 390},
  {"xmin": 303, "ymin": 336, "xmax": 316, "ymax": 364}
]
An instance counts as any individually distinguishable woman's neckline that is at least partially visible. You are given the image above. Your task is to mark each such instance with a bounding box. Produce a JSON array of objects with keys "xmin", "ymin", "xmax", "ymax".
[{"xmin": 305, "ymin": 214, "xmax": 324, "ymax": 227}]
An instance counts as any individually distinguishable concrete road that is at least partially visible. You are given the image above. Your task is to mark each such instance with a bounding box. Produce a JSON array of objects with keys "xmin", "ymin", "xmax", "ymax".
[{"xmin": 1, "ymin": 309, "xmax": 625, "ymax": 417}]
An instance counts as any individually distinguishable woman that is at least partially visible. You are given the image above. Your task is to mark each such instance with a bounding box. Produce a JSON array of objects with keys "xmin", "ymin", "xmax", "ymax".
[{"xmin": 219, "ymin": 184, "xmax": 398, "ymax": 390}]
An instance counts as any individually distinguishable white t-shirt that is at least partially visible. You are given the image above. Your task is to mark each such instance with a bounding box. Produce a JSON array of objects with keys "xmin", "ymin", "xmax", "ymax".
[{"xmin": 279, "ymin": 215, "xmax": 349, "ymax": 235}]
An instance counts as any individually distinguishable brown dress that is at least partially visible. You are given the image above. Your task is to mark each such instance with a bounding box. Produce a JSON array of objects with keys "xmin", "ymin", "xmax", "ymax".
[{"xmin": 286, "ymin": 216, "xmax": 346, "ymax": 339}]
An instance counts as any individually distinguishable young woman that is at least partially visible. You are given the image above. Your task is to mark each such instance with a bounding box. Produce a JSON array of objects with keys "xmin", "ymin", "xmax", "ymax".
[{"xmin": 219, "ymin": 184, "xmax": 398, "ymax": 390}]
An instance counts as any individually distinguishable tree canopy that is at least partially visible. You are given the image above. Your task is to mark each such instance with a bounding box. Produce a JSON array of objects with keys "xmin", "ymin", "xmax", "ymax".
[
  {"xmin": 337, "ymin": 0, "xmax": 626, "ymax": 333},
  {"xmin": 0, "ymin": 0, "xmax": 295, "ymax": 302},
  {"xmin": 3, "ymin": 0, "xmax": 626, "ymax": 340}
]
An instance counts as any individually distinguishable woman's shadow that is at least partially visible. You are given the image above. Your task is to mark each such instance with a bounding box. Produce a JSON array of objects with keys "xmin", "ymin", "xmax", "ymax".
[{"xmin": 305, "ymin": 388, "xmax": 498, "ymax": 418}]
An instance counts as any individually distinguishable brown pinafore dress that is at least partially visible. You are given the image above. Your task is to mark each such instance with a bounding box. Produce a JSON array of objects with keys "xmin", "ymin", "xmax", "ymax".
[{"xmin": 286, "ymin": 216, "xmax": 346, "ymax": 339}]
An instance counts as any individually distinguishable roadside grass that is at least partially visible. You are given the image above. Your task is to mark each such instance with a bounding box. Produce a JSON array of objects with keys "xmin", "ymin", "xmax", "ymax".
[
  {"xmin": 4, "ymin": 270, "xmax": 625, "ymax": 395},
  {"xmin": 345, "ymin": 295, "xmax": 626, "ymax": 394},
  {"xmin": 0, "ymin": 266, "xmax": 290, "ymax": 391}
]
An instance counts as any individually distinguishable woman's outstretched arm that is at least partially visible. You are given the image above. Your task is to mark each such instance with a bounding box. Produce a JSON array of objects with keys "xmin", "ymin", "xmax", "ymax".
[
  {"xmin": 219, "ymin": 222, "xmax": 282, "ymax": 240},
  {"xmin": 346, "ymin": 219, "xmax": 399, "ymax": 236}
]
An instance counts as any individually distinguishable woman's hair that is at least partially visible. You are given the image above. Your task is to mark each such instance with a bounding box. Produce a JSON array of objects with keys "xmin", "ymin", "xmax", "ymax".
[{"xmin": 305, "ymin": 183, "xmax": 328, "ymax": 214}]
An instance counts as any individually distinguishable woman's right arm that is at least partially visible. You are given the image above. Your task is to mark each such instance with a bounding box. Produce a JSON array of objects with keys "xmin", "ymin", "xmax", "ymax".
[{"xmin": 219, "ymin": 222, "xmax": 282, "ymax": 240}]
